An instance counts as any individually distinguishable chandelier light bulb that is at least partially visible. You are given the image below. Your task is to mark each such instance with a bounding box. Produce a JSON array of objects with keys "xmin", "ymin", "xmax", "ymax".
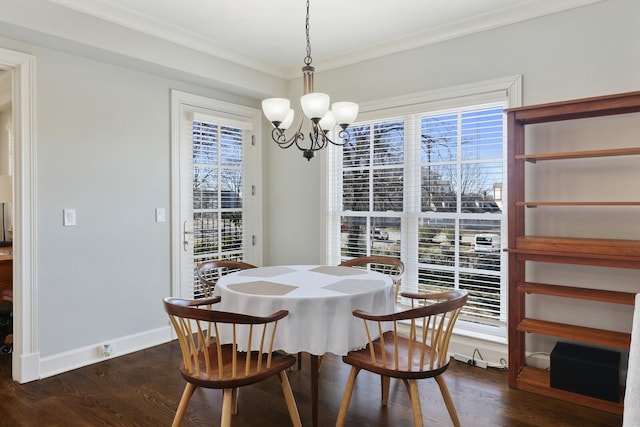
[
  {"xmin": 262, "ymin": 98, "xmax": 290, "ymax": 125},
  {"xmin": 301, "ymin": 92, "xmax": 330, "ymax": 121},
  {"xmin": 332, "ymin": 102, "xmax": 359, "ymax": 126},
  {"xmin": 280, "ymin": 109, "xmax": 295, "ymax": 130},
  {"xmin": 318, "ymin": 110, "xmax": 336, "ymax": 131}
]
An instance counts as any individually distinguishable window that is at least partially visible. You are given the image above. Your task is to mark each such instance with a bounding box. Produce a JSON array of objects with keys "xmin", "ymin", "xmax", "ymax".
[{"xmin": 327, "ymin": 77, "xmax": 521, "ymax": 340}]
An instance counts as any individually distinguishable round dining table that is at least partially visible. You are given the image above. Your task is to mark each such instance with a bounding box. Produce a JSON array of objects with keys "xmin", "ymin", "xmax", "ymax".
[{"xmin": 214, "ymin": 264, "xmax": 395, "ymax": 427}]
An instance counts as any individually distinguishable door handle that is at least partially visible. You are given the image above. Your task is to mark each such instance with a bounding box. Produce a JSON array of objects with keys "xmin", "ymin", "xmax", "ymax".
[{"xmin": 183, "ymin": 221, "xmax": 194, "ymax": 251}]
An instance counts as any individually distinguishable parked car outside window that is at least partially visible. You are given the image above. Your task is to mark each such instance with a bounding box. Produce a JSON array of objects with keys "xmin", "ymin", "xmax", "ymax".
[
  {"xmin": 371, "ymin": 228, "xmax": 389, "ymax": 240},
  {"xmin": 474, "ymin": 233, "xmax": 500, "ymax": 252}
]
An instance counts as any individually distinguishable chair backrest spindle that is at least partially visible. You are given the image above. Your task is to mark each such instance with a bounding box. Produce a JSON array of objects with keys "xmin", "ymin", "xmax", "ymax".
[
  {"xmin": 339, "ymin": 256, "xmax": 405, "ymax": 302},
  {"xmin": 338, "ymin": 290, "xmax": 467, "ymax": 427},
  {"xmin": 196, "ymin": 260, "xmax": 257, "ymax": 297},
  {"xmin": 354, "ymin": 290, "xmax": 467, "ymax": 372},
  {"xmin": 163, "ymin": 296, "xmax": 301, "ymax": 427},
  {"xmin": 163, "ymin": 296, "xmax": 288, "ymax": 381}
]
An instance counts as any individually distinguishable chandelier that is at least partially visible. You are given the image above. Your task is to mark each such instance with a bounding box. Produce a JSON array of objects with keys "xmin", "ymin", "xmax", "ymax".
[{"xmin": 261, "ymin": 0, "xmax": 359, "ymax": 161}]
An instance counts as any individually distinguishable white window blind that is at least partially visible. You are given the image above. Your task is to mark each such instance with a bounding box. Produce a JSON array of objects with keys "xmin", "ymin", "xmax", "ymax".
[
  {"xmin": 415, "ymin": 105, "xmax": 505, "ymax": 332},
  {"xmin": 328, "ymin": 77, "xmax": 520, "ymax": 340},
  {"xmin": 337, "ymin": 119, "xmax": 404, "ymax": 260},
  {"xmin": 191, "ymin": 114, "xmax": 249, "ymax": 297}
]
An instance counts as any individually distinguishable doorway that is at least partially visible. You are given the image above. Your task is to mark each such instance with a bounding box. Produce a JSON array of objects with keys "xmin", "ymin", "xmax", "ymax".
[
  {"xmin": 0, "ymin": 47, "xmax": 36, "ymax": 383},
  {"xmin": 0, "ymin": 69, "xmax": 11, "ymax": 368},
  {"xmin": 170, "ymin": 90, "xmax": 263, "ymax": 298}
]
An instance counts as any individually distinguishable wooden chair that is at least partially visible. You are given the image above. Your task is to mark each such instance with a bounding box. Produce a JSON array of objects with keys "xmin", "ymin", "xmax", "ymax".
[
  {"xmin": 336, "ymin": 290, "xmax": 468, "ymax": 427},
  {"xmin": 196, "ymin": 260, "xmax": 256, "ymax": 297},
  {"xmin": 339, "ymin": 255, "xmax": 405, "ymax": 302},
  {"xmin": 163, "ymin": 296, "xmax": 301, "ymax": 427}
]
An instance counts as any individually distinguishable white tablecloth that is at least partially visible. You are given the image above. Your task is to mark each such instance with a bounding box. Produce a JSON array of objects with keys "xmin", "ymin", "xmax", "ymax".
[{"xmin": 214, "ymin": 265, "xmax": 395, "ymax": 356}]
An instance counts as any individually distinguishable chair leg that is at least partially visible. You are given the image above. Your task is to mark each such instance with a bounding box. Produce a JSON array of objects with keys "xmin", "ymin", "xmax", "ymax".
[
  {"xmin": 435, "ymin": 375, "xmax": 461, "ymax": 427},
  {"xmin": 407, "ymin": 379, "xmax": 424, "ymax": 427},
  {"xmin": 221, "ymin": 388, "xmax": 234, "ymax": 427},
  {"xmin": 381, "ymin": 375, "xmax": 391, "ymax": 405},
  {"xmin": 278, "ymin": 370, "xmax": 302, "ymax": 427},
  {"xmin": 172, "ymin": 382, "xmax": 197, "ymax": 427},
  {"xmin": 336, "ymin": 366, "xmax": 361, "ymax": 427},
  {"xmin": 231, "ymin": 387, "xmax": 239, "ymax": 415},
  {"xmin": 401, "ymin": 378, "xmax": 411, "ymax": 395}
]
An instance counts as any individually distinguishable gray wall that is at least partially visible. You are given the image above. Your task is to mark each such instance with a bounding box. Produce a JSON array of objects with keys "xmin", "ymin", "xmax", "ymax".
[{"xmin": 0, "ymin": 37, "xmax": 261, "ymax": 364}]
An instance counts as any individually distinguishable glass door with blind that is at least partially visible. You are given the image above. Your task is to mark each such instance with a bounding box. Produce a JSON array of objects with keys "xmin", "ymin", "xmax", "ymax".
[{"xmin": 171, "ymin": 91, "xmax": 262, "ymax": 299}]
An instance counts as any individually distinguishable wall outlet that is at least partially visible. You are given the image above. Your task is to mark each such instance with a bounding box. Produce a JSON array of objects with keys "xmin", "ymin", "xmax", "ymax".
[
  {"xmin": 155, "ymin": 208, "xmax": 166, "ymax": 223},
  {"xmin": 453, "ymin": 352, "xmax": 488, "ymax": 369},
  {"xmin": 63, "ymin": 208, "xmax": 77, "ymax": 226},
  {"xmin": 102, "ymin": 343, "xmax": 114, "ymax": 358}
]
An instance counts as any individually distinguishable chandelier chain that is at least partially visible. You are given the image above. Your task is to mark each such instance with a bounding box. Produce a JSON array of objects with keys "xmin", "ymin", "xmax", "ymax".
[{"xmin": 304, "ymin": 0, "xmax": 312, "ymax": 66}]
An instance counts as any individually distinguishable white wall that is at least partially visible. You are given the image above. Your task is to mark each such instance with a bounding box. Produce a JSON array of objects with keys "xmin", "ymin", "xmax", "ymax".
[
  {"xmin": 0, "ymin": 71, "xmax": 10, "ymax": 175},
  {"xmin": 0, "ymin": 72, "xmax": 11, "ymax": 242},
  {"xmin": 0, "ymin": 0, "xmax": 637, "ymax": 376}
]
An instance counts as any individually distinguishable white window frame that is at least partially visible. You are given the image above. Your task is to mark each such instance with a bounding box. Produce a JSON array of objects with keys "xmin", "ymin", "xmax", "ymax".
[{"xmin": 326, "ymin": 76, "xmax": 521, "ymax": 342}]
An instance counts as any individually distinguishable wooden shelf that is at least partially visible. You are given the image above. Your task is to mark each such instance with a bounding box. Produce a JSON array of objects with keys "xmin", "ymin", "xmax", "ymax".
[
  {"xmin": 518, "ymin": 282, "xmax": 636, "ymax": 305},
  {"xmin": 516, "ymin": 146, "xmax": 640, "ymax": 162},
  {"xmin": 516, "ymin": 366, "xmax": 623, "ymax": 415},
  {"xmin": 506, "ymin": 91, "xmax": 640, "ymax": 414},
  {"xmin": 506, "ymin": 249, "xmax": 640, "ymax": 269},
  {"xmin": 504, "ymin": 90, "xmax": 640, "ymax": 124},
  {"xmin": 514, "ymin": 236, "xmax": 640, "ymax": 257},
  {"xmin": 0, "ymin": 250, "xmax": 11, "ymax": 297},
  {"xmin": 517, "ymin": 318, "xmax": 631, "ymax": 349},
  {"xmin": 516, "ymin": 201, "xmax": 640, "ymax": 207}
]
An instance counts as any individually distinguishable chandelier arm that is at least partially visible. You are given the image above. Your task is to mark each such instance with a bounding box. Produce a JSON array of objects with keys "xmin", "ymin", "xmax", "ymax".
[
  {"xmin": 294, "ymin": 121, "xmax": 318, "ymax": 152},
  {"xmin": 271, "ymin": 128, "xmax": 299, "ymax": 149},
  {"xmin": 294, "ymin": 134, "xmax": 310, "ymax": 152},
  {"xmin": 317, "ymin": 126, "xmax": 351, "ymax": 147},
  {"xmin": 269, "ymin": 113, "xmax": 306, "ymax": 148}
]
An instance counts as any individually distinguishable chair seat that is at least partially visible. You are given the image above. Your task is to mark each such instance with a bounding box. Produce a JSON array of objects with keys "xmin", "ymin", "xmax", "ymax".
[
  {"xmin": 342, "ymin": 331, "xmax": 450, "ymax": 380},
  {"xmin": 182, "ymin": 345, "xmax": 297, "ymax": 389}
]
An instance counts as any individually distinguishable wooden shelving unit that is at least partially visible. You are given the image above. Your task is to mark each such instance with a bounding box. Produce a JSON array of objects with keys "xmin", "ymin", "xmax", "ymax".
[{"xmin": 505, "ymin": 91, "xmax": 640, "ymax": 414}]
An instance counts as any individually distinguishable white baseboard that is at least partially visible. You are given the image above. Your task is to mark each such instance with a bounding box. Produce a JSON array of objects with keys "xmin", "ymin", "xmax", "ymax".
[
  {"xmin": 38, "ymin": 326, "xmax": 173, "ymax": 380},
  {"xmin": 14, "ymin": 351, "xmax": 41, "ymax": 383},
  {"xmin": 31, "ymin": 327, "xmax": 510, "ymax": 380}
]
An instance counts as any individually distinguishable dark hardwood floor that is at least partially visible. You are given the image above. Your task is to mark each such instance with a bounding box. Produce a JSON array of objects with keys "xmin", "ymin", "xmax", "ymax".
[{"xmin": 0, "ymin": 342, "xmax": 622, "ymax": 426}]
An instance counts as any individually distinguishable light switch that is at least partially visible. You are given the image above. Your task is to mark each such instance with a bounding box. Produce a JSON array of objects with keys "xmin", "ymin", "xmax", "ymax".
[
  {"xmin": 155, "ymin": 208, "xmax": 166, "ymax": 223},
  {"xmin": 63, "ymin": 209, "xmax": 76, "ymax": 226}
]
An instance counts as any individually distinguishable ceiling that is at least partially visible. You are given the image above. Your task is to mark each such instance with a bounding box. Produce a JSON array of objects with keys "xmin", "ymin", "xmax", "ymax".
[{"xmin": 48, "ymin": 0, "xmax": 600, "ymax": 79}]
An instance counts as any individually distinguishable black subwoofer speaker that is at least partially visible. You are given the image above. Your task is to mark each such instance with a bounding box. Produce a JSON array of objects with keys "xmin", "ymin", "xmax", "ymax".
[{"xmin": 550, "ymin": 341, "xmax": 620, "ymax": 402}]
